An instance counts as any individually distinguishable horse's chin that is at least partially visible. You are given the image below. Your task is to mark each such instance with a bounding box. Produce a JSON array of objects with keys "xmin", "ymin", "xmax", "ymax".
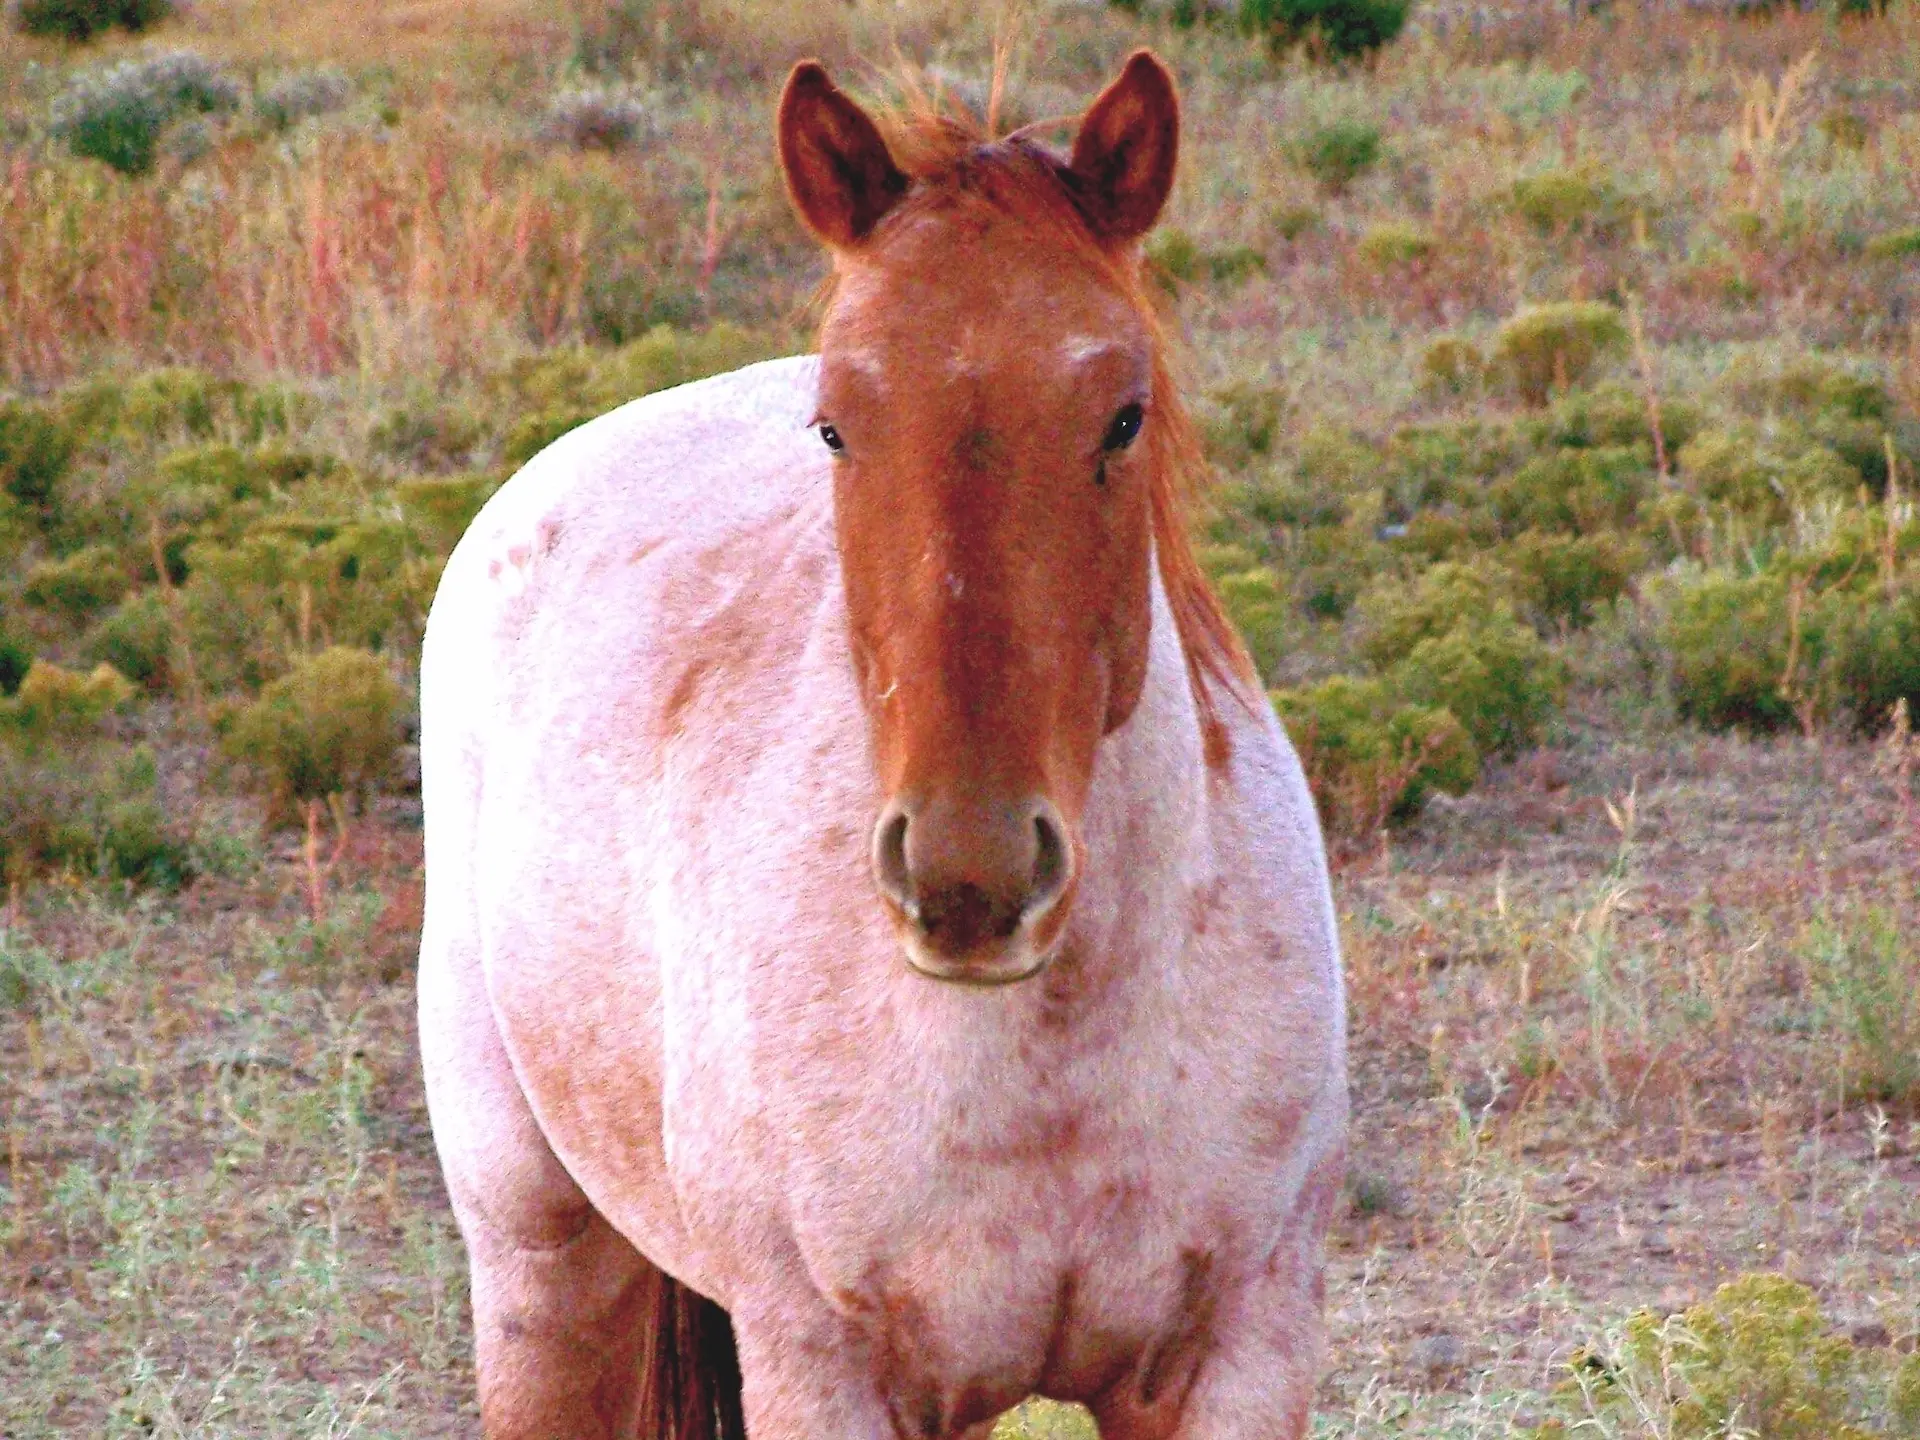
[{"xmin": 898, "ymin": 933, "xmax": 1058, "ymax": 988}]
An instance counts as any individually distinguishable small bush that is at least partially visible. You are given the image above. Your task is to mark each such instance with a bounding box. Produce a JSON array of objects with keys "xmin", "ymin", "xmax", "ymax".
[
  {"xmin": 255, "ymin": 67, "xmax": 351, "ymax": 131},
  {"xmin": 396, "ymin": 473, "xmax": 502, "ymax": 556},
  {"xmin": 1501, "ymin": 531, "xmax": 1640, "ymax": 631},
  {"xmin": 1661, "ymin": 567, "xmax": 1798, "ymax": 732},
  {"xmin": 1354, "ymin": 222, "xmax": 1432, "ymax": 270},
  {"xmin": 224, "ymin": 646, "xmax": 404, "ymax": 809},
  {"xmin": 1290, "ymin": 119, "xmax": 1382, "ymax": 194},
  {"xmin": 1273, "ymin": 676, "xmax": 1478, "ymax": 841},
  {"xmin": 9, "ymin": 0, "xmax": 171, "ymax": 42},
  {"xmin": 1547, "ymin": 1273, "xmax": 1920, "ymax": 1440},
  {"xmin": 0, "ymin": 402, "xmax": 76, "ymax": 518},
  {"xmin": 1241, "ymin": 0, "xmax": 1412, "ymax": 60},
  {"xmin": 505, "ymin": 411, "xmax": 597, "ymax": 469},
  {"xmin": 84, "ymin": 591, "xmax": 174, "ymax": 691},
  {"xmin": 49, "ymin": 51, "xmax": 242, "ymax": 175},
  {"xmin": 1494, "ymin": 445, "xmax": 1650, "ymax": 536},
  {"xmin": 1510, "ymin": 166, "xmax": 1615, "ymax": 235},
  {"xmin": 1216, "ymin": 568, "xmax": 1294, "ymax": 681},
  {"xmin": 1494, "ymin": 302, "xmax": 1629, "ymax": 406},
  {"xmin": 542, "ymin": 86, "xmax": 650, "ymax": 151},
  {"xmin": 1358, "ymin": 564, "xmax": 1566, "ymax": 756},
  {"xmin": 22, "ymin": 544, "xmax": 130, "ymax": 622},
  {"xmin": 1864, "ymin": 227, "xmax": 1920, "ymax": 260},
  {"xmin": 2, "ymin": 659, "xmax": 134, "ymax": 734},
  {"xmin": 1421, "ymin": 337, "xmax": 1486, "ymax": 395}
]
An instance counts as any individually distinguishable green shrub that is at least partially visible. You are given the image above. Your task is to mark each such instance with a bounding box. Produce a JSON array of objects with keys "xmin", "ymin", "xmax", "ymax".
[
  {"xmin": 1421, "ymin": 337, "xmax": 1486, "ymax": 395},
  {"xmin": 495, "ymin": 323, "xmax": 780, "ymax": 415},
  {"xmin": 1493, "ymin": 302, "xmax": 1629, "ymax": 406},
  {"xmin": 48, "ymin": 51, "xmax": 241, "ymax": 174},
  {"xmin": 1199, "ymin": 383, "xmax": 1287, "ymax": 470},
  {"xmin": 1358, "ymin": 561, "xmax": 1510, "ymax": 671},
  {"xmin": 83, "ymin": 591, "xmax": 174, "ymax": 691},
  {"xmin": 1241, "ymin": 0, "xmax": 1411, "ymax": 60},
  {"xmin": 1510, "ymin": 167, "xmax": 1615, "ymax": 235},
  {"xmin": 224, "ymin": 646, "xmax": 404, "ymax": 809},
  {"xmin": 1864, "ymin": 227, "xmax": 1920, "ymax": 260},
  {"xmin": 1289, "ymin": 119, "xmax": 1382, "ymax": 194},
  {"xmin": 1804, "ymin": 904, "xmax": 1920, "ymax": 1104},
  {"xmin": 1501, "ymin": 531, "xmax": 1640, "ymax": 630},
  {"xmin": 1216, "ymin": 568, "xmax": 1294, "ymax": 681},
  {"xmin": 1661, "ymin": 567, "xmax": 1799, "ymax": 732},
  {"xmin": 1357, "ymin": 564, "xmax": 1565, "ymax": 755},
  {"xmin": 396, "ymin": 473, "xmax": 502, "ymax": 556},
  {"xmin": 1388, "ymin": 610, "xmax": 1565, "ymax": 757},
  {"xmin": 504, "ymin": 411, "xmax": 596, "ymax": 469},
  {"xmin": 22, "ymin": 544, "xmax": 129, "ymax": 622},
  {"xmin": 9, "ymin": 0, "xmax": 172, "ymax": 41},
  {"xmin": 1494, "ymin": 445, "xmax": 1650, "ymax": 536},
  {"xmin": 1547, "ymin": 1274, "xmax": 1918, "ymax": 1440},
  {"xmin": 1354, "ymin": 222, "xmax": 1432, "ymax": 270},
  {"xmin": 0, "ymin": 401, "xmax": 76, "ymax": 518},
  {"xmin": 1273, "ymin": 675, "xmax": 1477, "ymax": 840},
  {"xmin": 1, "ymin": 659, "xmax": 134, "ymax": 734}
]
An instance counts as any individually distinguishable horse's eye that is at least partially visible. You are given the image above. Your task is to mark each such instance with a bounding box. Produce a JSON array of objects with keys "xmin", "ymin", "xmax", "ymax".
[
  {"xmin": 819, "ymin": 422, "xmax": 845, "ymax": 454},
  {"xmin": 1102, "ymin": 402, "xmax": 1144, "ymax": 453}
]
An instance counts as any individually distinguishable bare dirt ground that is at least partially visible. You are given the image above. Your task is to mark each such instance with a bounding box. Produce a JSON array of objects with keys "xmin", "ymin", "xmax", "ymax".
[{"xmin": 3, "ymin": 724, "xmax": 1917, "ymax": 1437}]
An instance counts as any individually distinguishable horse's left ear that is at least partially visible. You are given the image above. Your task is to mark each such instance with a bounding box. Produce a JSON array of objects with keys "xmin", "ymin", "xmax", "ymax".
[{"xmin": 1067, "ymin": 49, "xmax": 1179, "ymax": 245}]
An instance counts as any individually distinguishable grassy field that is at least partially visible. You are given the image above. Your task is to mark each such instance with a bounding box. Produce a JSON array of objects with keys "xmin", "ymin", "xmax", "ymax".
[{"xmin": 4, "ymin": 0, "xmax": 1920, "ymax": 1435}]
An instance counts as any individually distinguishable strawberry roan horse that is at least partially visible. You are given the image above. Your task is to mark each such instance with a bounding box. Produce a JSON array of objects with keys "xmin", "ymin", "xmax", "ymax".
[{"xmin": 419, "ymin": 50, "xmax": 1346, "ymax": 1440}]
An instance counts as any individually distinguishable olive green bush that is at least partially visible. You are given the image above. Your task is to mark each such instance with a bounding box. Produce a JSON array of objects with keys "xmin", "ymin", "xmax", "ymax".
[
  {"xmin": 0, "ymin": 662, "xmax": 184, "ymax": 889},
  {"xmin": 1288, "ymin": 119, "xmax": 1382, "ymax": 194},
  {"xmin": 1357, "ymin": 563, "xmax": 1567, "ymax": 755},
  {"xmin": 22, "ymin": 544, "xmax": 129, "ymax": 623},
  {"xmin": 8, "ymin": 0, "xmax": 172, "ymax": 41},
  {"xmin": 0, "ymin": 401, "xmax": 76, "ymax": 522},
  {"xmin": 223, "ymin": 646, "xmax": 404, "ymax": 813},
  {"xmin": 1240, "ymin": 0, "xmax": 1411, "ymax": 60},
  {"xmin": 1273, "ymin": 676, "xmax": 1477, "ymax": 841},
  {"xmin": 1542, "ymin": 1273, "xmax": 1920, "ymax": 1440},
  {"xmin": 1494, "ymin": 303, "xmax": 1629, "ymax": 406}
]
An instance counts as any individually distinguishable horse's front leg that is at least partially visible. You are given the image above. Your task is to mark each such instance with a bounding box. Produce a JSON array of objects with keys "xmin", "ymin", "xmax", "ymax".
[{"xmin": 727, "ymin": 1291, "xmax": 900, "ymax": 1440}]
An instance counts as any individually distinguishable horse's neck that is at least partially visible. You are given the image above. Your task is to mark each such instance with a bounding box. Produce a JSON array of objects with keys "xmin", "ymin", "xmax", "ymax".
[{"xmin": 1071, "ymin": 567, "xmax": 1216, "ymax": 972}]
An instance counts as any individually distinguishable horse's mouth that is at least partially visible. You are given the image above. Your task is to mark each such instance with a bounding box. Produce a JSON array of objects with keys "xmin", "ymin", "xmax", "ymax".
[{"xmin": 898, "ymin": 932, "xmax": 1058, "ymax": 988}]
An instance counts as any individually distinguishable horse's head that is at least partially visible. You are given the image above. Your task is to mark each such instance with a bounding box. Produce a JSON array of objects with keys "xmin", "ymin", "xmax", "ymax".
[{"xmin": 778, "ymin": 52, "xmax": 1191, "ymax": 985}]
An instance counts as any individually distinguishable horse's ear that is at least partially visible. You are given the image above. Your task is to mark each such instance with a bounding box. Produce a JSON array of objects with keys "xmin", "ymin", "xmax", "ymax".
[
  {"xmin": 778, "ymin": 61, "xmax": 908, "ymax": 249},
  {"xmin": 1067, "ymin": 49, "xmax": 1179, "ymax": 245}
]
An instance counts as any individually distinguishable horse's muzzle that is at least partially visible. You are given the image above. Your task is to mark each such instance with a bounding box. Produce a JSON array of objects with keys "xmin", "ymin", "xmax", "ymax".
[{"xmin": 871, "ymin": 792, "xmax": 1074, "ymax": 985}]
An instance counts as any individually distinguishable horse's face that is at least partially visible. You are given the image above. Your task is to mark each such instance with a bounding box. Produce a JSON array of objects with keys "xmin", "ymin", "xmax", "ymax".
[{"xmin": 779, "ymin": 53, "xmax": 1180, "ymax": 984}]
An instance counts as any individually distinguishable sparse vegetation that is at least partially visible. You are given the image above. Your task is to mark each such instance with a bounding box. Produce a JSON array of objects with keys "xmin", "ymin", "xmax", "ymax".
[{"xmin": 5, "ymin": 0, "xmax": 1920, "ymax": 1433}]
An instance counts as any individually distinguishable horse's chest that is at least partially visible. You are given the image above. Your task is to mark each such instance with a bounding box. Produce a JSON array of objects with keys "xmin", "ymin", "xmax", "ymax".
[{"xmin": 770, "ymin": 1062, "xmax": 1259, "ymax": 1416}]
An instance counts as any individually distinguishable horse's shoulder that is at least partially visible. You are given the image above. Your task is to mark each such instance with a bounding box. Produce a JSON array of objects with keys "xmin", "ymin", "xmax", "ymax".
[{"xmin": 425, "ymin": 355, "xmax": 830, "ymax": 700}]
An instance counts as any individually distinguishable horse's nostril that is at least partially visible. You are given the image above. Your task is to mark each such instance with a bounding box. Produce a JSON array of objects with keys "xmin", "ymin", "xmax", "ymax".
[
  {"xmin": 1027, "ymin": 805, "xmax": 1070, "ymax": 918},
  {"xmin": 872, "ymin": 806, "xmax": 919, "ymax": 925}
]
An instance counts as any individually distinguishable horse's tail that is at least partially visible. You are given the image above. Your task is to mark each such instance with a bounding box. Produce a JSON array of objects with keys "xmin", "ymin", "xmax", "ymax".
[{"xmin": 643, "ymin": 1273, "xmax": 748, "ymax": 1440}]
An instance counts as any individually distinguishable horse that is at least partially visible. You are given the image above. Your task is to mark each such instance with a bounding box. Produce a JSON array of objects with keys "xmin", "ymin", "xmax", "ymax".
[{"xmin": 417, "ymin": 48, "xmax": 1347, "ymax": 1440}]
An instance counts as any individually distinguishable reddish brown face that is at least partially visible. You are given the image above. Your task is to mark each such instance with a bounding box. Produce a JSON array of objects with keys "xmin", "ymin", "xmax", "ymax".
[{"xmin": 778, "ymin": 53, "xmax": 1180, "ymax": 983}]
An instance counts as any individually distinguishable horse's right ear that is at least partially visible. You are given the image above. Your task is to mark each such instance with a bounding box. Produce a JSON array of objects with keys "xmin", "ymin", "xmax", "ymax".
[{"xmin": 778, "ymin": 62, "xmax": 908, "ymax": 249}]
